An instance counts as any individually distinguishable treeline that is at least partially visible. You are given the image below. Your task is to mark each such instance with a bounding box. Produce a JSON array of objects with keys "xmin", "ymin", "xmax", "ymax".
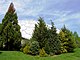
[
  {"xmin": 0, "ymin": 3, "xmax": 80, "ymax": 57},
  {"xmin": 21, "ymin": 17, "xmax": 80, "ymax": 56}
]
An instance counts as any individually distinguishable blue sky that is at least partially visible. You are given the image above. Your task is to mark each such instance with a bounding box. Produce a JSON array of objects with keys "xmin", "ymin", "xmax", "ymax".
[{"xmin": 0, "ymin": 0, "xmax": 80, "ymax": 36}]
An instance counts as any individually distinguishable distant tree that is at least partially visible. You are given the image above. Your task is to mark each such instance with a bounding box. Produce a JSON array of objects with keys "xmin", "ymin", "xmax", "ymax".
[
  {"xmin": 32, "ymin": 17, "xmax": 48, "ymax": 48},
  {"xmin": 59, "ymin": 25, "xmax": 76, "ymax": 52},
  {"xmin": 73, "ymin": 31, "xmax": 80, "ymax": 47},
  {"xmin": 73, "ymin": 32, "xmax": 79, "ymax": 38},
  {"xmin": 1, "ymin": 3, "xmax": 21, "ymax": 50}
]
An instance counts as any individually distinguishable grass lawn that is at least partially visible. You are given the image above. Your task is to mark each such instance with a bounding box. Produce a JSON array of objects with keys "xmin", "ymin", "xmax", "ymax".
[{"xmin": 0, "ymin": 48, "xmax": 80, "ymax": 60}]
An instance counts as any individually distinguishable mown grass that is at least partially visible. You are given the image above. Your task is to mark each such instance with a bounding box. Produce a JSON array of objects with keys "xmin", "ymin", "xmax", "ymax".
[{"xmin": 0, "ymin": 48, "xmax": 80, "ymax": 60}]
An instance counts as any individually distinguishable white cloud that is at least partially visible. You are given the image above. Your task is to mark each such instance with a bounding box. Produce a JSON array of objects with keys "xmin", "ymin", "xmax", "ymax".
[{"xmin": 18, "ymin": 20, "xmax": 37, "ymax": 39}]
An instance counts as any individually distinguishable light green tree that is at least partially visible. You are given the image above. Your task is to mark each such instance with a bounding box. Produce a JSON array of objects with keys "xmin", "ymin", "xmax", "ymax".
[{"xmin": 59, "ymin": 25, "xmax": 76, "ymax": 52}]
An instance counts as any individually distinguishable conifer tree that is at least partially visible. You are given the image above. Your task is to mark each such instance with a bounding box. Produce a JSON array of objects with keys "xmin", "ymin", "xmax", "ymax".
[
  {"xmin": 1, "ymin": 3, "xmax": 21, "ymax": 50},
  {"xmin": 44, "ymin": 21, "xmax": 61, "ymax": 54},
  {"xmin": 32, "ymin": 17, "xmax": 48, "ymax": 48},
  {"xmin": 73, "ymin": 31, "xmax": 80, "ymax": 47},
  {"xmin": 59, "ymin": 25, "xmax": 76, "ymax": 52},
  {"xmin": 0, "ymin": 23, "xmax": 3, "ymax": 49}
]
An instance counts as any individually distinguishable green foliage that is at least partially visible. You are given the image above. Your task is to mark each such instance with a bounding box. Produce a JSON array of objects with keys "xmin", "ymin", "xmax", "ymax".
[
  {"xmin": 1, "ymin": 3, "xmax": 21, "ymax": 50},
  {"xmin": 59, "ymin": 25, "xmax": 76, "ymax": 53},
  {"xmin": 22, "ymin": 40, "xmax": 31, "ymax": 53},
  {"xmin": 0, "ymin": 24, "xmax": 3, "ymax": 50},
  {"xmin": 39, "ymin": 48, "xmax": 48, "ymax": 57},
  {"xmin": 32, "ymin": 18, "xmax": 61, "ymax": 55},
  {"xmin": 22, "ymin": 41, "xmax": 40, "ymax": 55},
  {"xmin": 44, "ymin": 21, "xmax": 61, "ymax": 55},
  {"xmin": 32, "ymin": 17, "xmax": 48, "ymax": 48},
  {"xmin": 59, "ymin": 30, "xmax": 68, "ymax": 53},
  {"xmin": 0, "ymin": 41, "xmax": 3, "ymax": 50},
  {"xmin": 21, "ymin": 38, "xmax": 30, "ymax": 48},
  {"xmin": 23, "ymin": 45, "xmax": 30, "ymax": 54},
  {"xmin": 73, "ymin": 32, "xmax": 80, "ymax": 48},
  {"xmin": 0, "ymin": 24, "xmax": 2, "ymax": 34},
  {"xmin": 30, "ymin": 41, "xmax": 40, "ymax": 55}
]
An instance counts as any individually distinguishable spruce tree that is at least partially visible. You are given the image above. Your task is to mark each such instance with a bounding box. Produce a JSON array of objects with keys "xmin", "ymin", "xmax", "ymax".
[
  {"xmin": 1, "ymin": 3, "xmax": 21, "ymax": 50},
  {"xmin": 73, "ymin": 32, "xmax": 80, "ymax": 47},
  {"xmin": 32, "ymin": 17, "xmax": 48, "ymax": 48},
  {"xmin": 44, "ymin": 21, "xmax": 61, "ymax": 55}
]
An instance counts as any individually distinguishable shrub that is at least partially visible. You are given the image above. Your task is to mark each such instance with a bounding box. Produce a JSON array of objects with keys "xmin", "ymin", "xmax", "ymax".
[
  {"xmin": 76, "ymin": 40, "xmax": 80, "ymax": 48},
  {"xmin": 30, "ymin": 41, "xmax": 40, "ymax": 55},
  {"xmin": 21, "ymin": 38, "xmax": 30, "ymax": 47},
  {"xmin": 39, "ymin": 48, "xmax": 48, "ymax": 57},
  {"xmin": 23, "ymin": 45, "xmax": 30, "ymax": 54},
  {"xmin": 20, "ymin": 48, "xmax": 23, "ymax": 52},
  {"xmin": 21, "ymin": 40, "xmax": 31, "ymax": 52},
  {"xmin": 60, "ymin": 46, "xmax": 67, "ymax": 53},
  {"xmin": 23, "ymin": 41, "xmax": 40, "ymax": 55}
]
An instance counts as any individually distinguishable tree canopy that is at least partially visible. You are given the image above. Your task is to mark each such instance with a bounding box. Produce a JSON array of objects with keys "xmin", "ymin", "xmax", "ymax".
[{"xmin": 0, "ymin": 3, "xmax": 21, "ymax": 50}]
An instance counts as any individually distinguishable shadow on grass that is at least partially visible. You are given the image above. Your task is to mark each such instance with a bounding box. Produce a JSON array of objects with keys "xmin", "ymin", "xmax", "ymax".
[{"xmin": 0, "ymin": 52, "xmax": 2, "ymax": 54}]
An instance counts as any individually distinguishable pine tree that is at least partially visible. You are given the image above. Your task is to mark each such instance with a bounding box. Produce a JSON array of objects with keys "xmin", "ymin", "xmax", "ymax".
[
  {"xmin": 32, "ymin": 17, "xmax": 48, "ymax": 48},
  {"xmin": 44, "ymin": 21, "xmax": 61, "ymax": 55},
  {"xmin": 59, "ymin": 25, "xmax": 76, "ymax": 52},
  {"xmin": 1, "ymin": 3, "xmax": 21, "ymax": 50},
  {"xmin": 0, "ymin": 23, "xmax": 3, "ymax": 49},
  {"xmin": 73, "ymin": 31, "xmax": 80, "ymax": 47},
  {"xmin": 0, "ymin": 23, "xmax": 2, "ymax": 39}
]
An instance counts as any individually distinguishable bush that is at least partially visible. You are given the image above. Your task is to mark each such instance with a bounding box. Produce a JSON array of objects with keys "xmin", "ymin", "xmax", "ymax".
[
  {"xmin": 30, "ymin": 41, "xmax": 40, "ymax": 55},
  {"xmin": 60, "ymin": 46, "xmax": 67, "ymax": 53},
  {"xmin": 23, "ymin": 41, "xmax": 40, "ymax": 55},
  {"xmin": 20, "ymin": 48, "xmax": 23, "ymax": 52},
  {"xmin": 39, "ymin": 48, "xmax": 48, "ymax": 57},
  {"xmin": 21, "ymin": 40, "xmax": 31, "ymax": 52},
  {"xmin": 23, "ymin": 45, "xmax": 30, "ymax": 54},
  {"xmin": 77, "ymin": 40, "xmax": 80, "ymax": 48}
]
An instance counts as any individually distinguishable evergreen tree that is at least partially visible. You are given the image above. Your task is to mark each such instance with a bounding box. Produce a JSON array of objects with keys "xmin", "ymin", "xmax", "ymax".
[
  {"xmin": 0, "ymin": 23, "xmax": 2, "ymax": 40},
  {"xmin": 59, "ymin": 25, "xmax": 76, "ymax": 52},
  {"xmin": 73, "ymin": 32, "xmax": 79, "ymax": 39},
  {"xmin": 0, "ymin": 23, "xmax": 3, "ymax": 50},
  {"xmin": 32, "ymin": 17, "xmax": 48, "ymax": 48},
  {"xmin": 1, "ymin": 3, "xmax": 21, "ymax": 50},
  {"xmin": 73, "ymin": 31, "xmax": 80, "ymax": 47},
  {"xmin": 44, "ymin": 21, "xmax": 61, "ymax": 54}
]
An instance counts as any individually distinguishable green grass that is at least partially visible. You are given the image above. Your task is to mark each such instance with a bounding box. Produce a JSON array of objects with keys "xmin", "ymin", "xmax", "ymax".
[{"xmin": 0, "ymin": 48, "xmax": 80, "ymax": 60}]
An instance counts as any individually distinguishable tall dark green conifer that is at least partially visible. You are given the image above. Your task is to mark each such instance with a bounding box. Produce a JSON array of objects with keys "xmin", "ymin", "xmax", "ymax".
[
  {"xmin": 0, "ymin": 23, "xmax": 3, "ymax": 49},
  {"xmin": 44, "ymin": 21, "xmax": 61, "ymax": 54},
  {"xmin": 32, "ymin": 19, "xmax": 61, "ymax": 55},
  {"xmin": 32, "ymin": 17, "xmax": 48, "ymax": 48},
  {"xmin": 1, "ymin": 3, "xmax": 21, "ymax": 50}
]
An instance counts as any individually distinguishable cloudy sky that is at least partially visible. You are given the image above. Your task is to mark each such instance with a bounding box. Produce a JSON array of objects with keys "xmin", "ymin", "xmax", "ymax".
[{"xmin": 0, "ymin": 0, "xmax": 80, "ymax": 36}]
